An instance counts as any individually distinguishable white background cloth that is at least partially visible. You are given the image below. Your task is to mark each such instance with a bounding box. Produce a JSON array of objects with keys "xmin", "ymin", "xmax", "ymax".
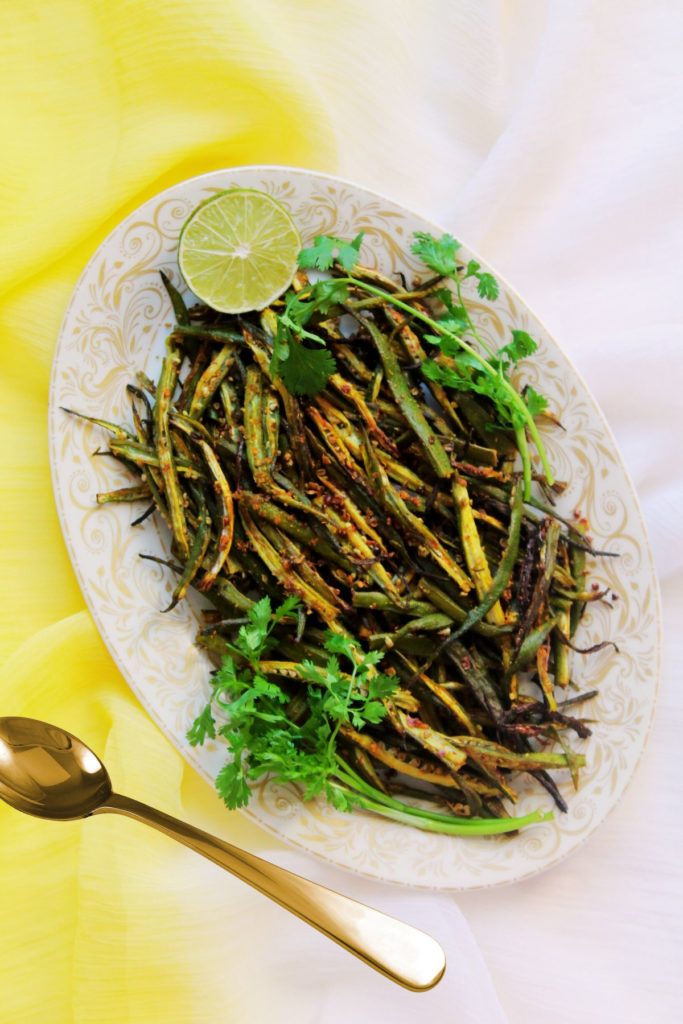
[{"xmin": 233, "ymin": 3, "xmax": 682, "ymax": 1021}]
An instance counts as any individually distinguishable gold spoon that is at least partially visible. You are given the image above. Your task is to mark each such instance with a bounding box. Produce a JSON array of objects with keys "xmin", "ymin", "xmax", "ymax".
[{"xmin": 0, "ymin": 716, "xmax": 445, "ymax": 991}]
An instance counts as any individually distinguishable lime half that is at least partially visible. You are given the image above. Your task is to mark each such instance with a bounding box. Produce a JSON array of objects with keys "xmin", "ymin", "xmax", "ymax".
[{"xmin": 178, "ymin": 188, "xmax": 301, "ymax": 313}]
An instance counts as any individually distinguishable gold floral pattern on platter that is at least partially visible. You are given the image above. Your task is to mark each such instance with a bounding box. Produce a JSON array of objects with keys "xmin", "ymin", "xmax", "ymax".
[{"xmin": 49, "ymin": 167, "xmax": 661, "ymax": 889}]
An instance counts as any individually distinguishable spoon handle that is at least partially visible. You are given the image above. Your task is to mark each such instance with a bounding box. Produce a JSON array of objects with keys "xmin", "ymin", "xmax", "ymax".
[{"xmin": 95, "ymin": 792, "xmax": 445, "ymax": 991}]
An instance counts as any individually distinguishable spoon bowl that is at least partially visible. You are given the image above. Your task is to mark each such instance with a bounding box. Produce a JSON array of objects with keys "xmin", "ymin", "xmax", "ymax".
[{"xmin": 0, "ymin": 716, "xmax": 111, "ymax": 820}]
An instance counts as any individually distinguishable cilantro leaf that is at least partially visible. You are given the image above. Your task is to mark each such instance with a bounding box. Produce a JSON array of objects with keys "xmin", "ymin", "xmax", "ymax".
[
  {"xmin": 308, "ymin": 277, "xmax": 350, "ymax": 312},
  {"xmin": 323, "ymin": 631, "xmax": 357, "ymax": 659},
  {"xmin": 196, "ymin": 597, "xmax": 399, "ymax": 816},
  {"xmin": 434, "ymin": 288, "xmax": 469, "ymax": 333},
  {"xmin": 524, "ymin": 385, "xmax": 549, "ymax": 416},
  {"xmin": 211, "ymin": 655, "xmax": 241, "ymax": 698},
  {"xmin": 463, "ymin": 260, "xmax": 499, "ymax": 301},
  {"xmin": 327, "ymin": 785, "xmax": 355, "ymax": 812},
  {"xmin": 186, "ymin": 703, "xmax": 215, "ymax": 746},
  {"xmin": 273, "ymin": 595, "xmax": 300, "ymax": 623},
  {"xmin": 336, "ymin": 232, "xmax": 365, "ymax": 271},
  {"xmin": 237, "ymin": 596, "xmax": 272, "ymax": 658},
  {"xmin": 298, "ymin": 235, "xmax": 336, "ymax": 270},
  {"xmin": 215, "ymin": 760, "xmax": 250, "ymax": 809},
  {"xmin": 249, "ymin": 596, "xmax": 273, "ymax": 635},
  {"xmin": 423, "ymin": 359, "xmax": 519, "ymax": 428},
  {"xmin": 270, "ymin": 279, "xmax": 346, "ymax": 396},
  {"xmin": 298, "ymin": 232, "xmax": 364, "ymax": 272},
  {"xmin": 411, "ymin": 232, "xmax": 461, "ymax": 277},
  {"xmin": 499, "ymin": 329, "xmax": 538, "ymax": 365},
  {"xmin": 359, "ymin": 648, "xmax": 384, "ymax": 668},
  {"xmin": 278, "ymin": 339, "xmax": 337, "ymax": 396},
  {"xmin": 476, "ymin": 273, "xmax": 499, "ymax": 300},
  {"xmin": 368, "ymin": 673, "xmax": 398, "ymax": 699},
  {"xmin": 358, "ymin": 701, "xmax": 385, "ymax": 724}
]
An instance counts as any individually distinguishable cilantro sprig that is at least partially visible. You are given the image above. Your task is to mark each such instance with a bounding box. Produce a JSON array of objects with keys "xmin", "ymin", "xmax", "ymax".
[
  {"xmin": 188, "ymin": 596, "xmax": 554, "ymax": 835},
  {"xmin": 269, "ymin": 281, "xmax": 347, "ymax": 396},
  {"xmin": 298, "ymin": 232, "xmax": 365, "ymax": 272},
  {"xmin": 188, "ymin": 596, "xmax": 398, "ymax": 811},
  {"xmin": 411, "ymin": 233, "xmax": 500, "ymax": 301},
  {"xmin": 188, "ymin": 597, "xmax": 553, "ymax": 835}
]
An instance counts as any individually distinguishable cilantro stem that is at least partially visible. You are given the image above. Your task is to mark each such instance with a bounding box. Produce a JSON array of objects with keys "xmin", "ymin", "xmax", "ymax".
[
  {"xmin": 454, "ymin": 277, "xmax": 497, "ymax": 360},
  {"xmin": 335, "ymin": 276, "xmax": 554, "ymax": 497},
  {"xmin": 329, "ymin": 761, "xmax": 552, "ymax": 835},
  {"xmin": 348, "ymin": 791, "xmax": 553, "ymax": 835},
  {"xmin": 526, "ymin": 414, "xmax": 555, "ymax": 484},
  {"xmin": 332, "ymin": 757, "xmax": 552, "ymax": 834},
  {"xmin": 327, "ymin": 666, "xmax": 358, "ymax": 759},
  {"xmin": 515, "ymin": 425, "xmax": 532, "ymax": 497}
]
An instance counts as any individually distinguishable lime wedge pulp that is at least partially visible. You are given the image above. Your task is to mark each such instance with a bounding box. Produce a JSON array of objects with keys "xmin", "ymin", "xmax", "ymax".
[{"xmin": 178, "ymin": 188, "xmax": 301, "ymax": 314}]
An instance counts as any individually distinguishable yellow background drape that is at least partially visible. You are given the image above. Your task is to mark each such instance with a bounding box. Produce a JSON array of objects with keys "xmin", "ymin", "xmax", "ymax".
[{"xmin": 0, "ymin": 2, "xmax": 336, "ymax": 1019}]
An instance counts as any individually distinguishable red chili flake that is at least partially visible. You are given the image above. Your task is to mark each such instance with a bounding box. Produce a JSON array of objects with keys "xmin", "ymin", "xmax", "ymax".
[
  {"xmin": 406, "ymin": 715, "xmax": 427, "ymax": 729},
  {"xmin": 591, "ymin": 582, "xmax": 600, "ymax": 591},
  {"xmin": 461, "ymin": 655, "xmax": 472, "ymax": 670}
]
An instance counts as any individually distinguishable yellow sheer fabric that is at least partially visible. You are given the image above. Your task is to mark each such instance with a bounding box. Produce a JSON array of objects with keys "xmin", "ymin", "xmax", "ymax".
[{"xmin": 0, "ymin": 3, "xmax": 334, "ymax": 1018}]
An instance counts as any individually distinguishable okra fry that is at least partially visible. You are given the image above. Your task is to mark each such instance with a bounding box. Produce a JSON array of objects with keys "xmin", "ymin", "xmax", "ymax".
[
  {"xmin": 96, "ymin": 483, "xmax": 151, "ymax": 505},
  {"xmin": 262, "ymin": 387, "xmax": 280, "ymax": 470},
  {"xmin": 81, "ymin": 227, "xmax": 616, "ymax": 833},
  {"xmin": 361, "ymin": 434, "xmax": 473, "ymax": 593},
  {"xmin": 196, "ymin": 439, "xmax": 234, "ymax": 591},
  {"xmin": 189, "ymin": 343, "xmax": 236, "ymax": 419},
  {"xmin": 154, "ymin": 337, "xmax": 190, "ymax": 559},
  {"xmin": 383, "ymin": 304, "xmax": 466, "ymax": 433},
  {"xmin": 159, "ymin": 270, "xmax": 190, "ymax": 326},
  {"xmin": 449, "ymin": 735, "xmax": 585, "ymax": 773},
  {"xmin": 164, "ymin": 489, "xmax": 211, "ymax": 612},
  {"xmin": 416, "ymin": 580, "xmax": 511, "ymax": 639},
  {"xmin": 445, "ymin": 641, "xmax": 505, "ymax": 723},
  {"xmin": 340, "ymin": 726, "xmax": 462, "ymax": 788},
  {"xmin": 452, "ymin": 476, "xmax": 506, "ymax": 624},
  {"xmin": 417, "ymin": 480, "xmax": 523, "ymax": 680},
  {"xmin": 514, "ymin": 519, "xmax": 562, "ymax": 654},
  {"xmin": 259, "ymin": 522, "xmax": 350, "ymax": 613},
  {"xmin": 62, "ymin": 407, "xmax": 132, "ymax": 440},
  {"xmin": 395, "ymin": 652, "xmax": 479, "ymax": 735},
  {"xmin": 109, "ymin": 439, "xmax": 203, "ymax": 479},
  {"xmin": 127, "ymin": 386, "xmax": 170, "ymax": 524},
  {"xmin": 328, "ymin": 371, "xmax": 398, "ymax": 454},
  {"xmin": 352, "ymin": 592, "xmax": 434, "ymax": 615},
  {"xmin": 508, "ymin": 616, "xmax": 559, "ymax": 675},
  {"xmin": 361, "ymin": 317, "xmax": 453, "ymax": 478},
  {"xmin": 239, "ymin": 508, "xmax": 339, "ymax": 624}
]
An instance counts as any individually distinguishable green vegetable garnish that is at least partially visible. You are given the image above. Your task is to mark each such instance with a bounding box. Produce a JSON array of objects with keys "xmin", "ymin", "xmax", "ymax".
[{"xmin": 188, "ymin": 598, "xmax": 555, "ymax": 834}]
